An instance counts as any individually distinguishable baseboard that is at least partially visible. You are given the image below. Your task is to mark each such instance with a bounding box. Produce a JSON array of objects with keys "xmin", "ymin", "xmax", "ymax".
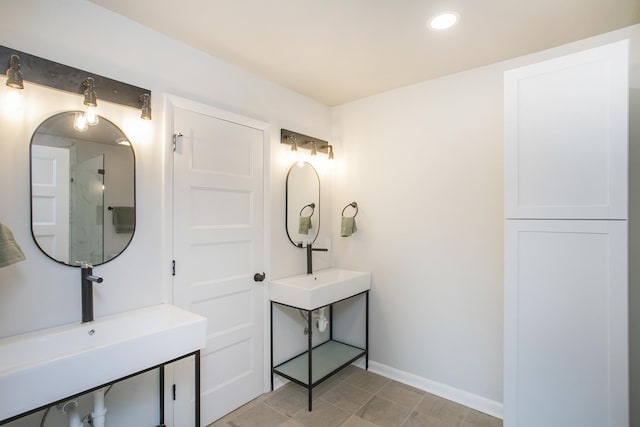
[{"xmin": 354, "ymin": 359, "xmax": 503, "ymax": 419}]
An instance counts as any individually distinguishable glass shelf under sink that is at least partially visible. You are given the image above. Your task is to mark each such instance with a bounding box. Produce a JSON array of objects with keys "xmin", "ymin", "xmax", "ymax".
[{"xmin": 273, "ymin": 340, "xmax": 365, "ymax": 386}]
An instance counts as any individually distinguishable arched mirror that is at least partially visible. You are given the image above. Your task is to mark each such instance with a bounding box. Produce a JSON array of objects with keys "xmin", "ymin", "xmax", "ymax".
[
  {"xmin": 30, "ymin": 111, "xmax": 135, "ymax": 266},
  {"xmin": 286, "ymin": 161, "xmax": 320, "ymax": 247}
]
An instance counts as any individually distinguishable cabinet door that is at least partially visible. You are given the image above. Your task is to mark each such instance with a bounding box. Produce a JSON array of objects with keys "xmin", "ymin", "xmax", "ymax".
[
  {"xmin": 504, "ymin": 220, "xmax": 628, "ymax": 427},
  {"xmin": 504, "ymin": 40, "xmax": 628, "ymax": 219}
]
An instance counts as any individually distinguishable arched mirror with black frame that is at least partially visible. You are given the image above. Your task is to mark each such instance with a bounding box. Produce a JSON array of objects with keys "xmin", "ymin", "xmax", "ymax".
[
  {"xmin": 29, "ymin": 111, "xmax": 136, "ymax": 267},
  {"xmin": 285, "ymin": 161, "xmax": 320, "ymax": 247}
]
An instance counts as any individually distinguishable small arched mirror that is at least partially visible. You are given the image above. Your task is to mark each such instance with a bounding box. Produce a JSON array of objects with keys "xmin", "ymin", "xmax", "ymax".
[
  {"xmin": 30, "ymin": 111, "xmax": 135, "ymax": 266},
  {"xmin": 286, "ymin": 161, "xmax": 320, "ymax": 247}
]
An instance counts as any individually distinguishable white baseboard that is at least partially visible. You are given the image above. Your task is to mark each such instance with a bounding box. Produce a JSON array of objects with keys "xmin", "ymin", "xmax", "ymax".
[{"xmin": 354, "ymin": 359, "xmax": 503, "ymax": 419}]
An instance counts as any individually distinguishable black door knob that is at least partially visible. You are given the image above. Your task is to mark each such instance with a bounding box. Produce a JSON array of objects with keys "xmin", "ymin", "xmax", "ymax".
[{"xmin": 254, "ymin": 272, "xmax": 266, "ymax": 282}]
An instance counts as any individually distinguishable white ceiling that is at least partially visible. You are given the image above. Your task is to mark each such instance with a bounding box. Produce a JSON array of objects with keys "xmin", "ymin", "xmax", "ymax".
[{"xmin": 88, "ymin": 0, "xmax": 639, "ymax": 106}]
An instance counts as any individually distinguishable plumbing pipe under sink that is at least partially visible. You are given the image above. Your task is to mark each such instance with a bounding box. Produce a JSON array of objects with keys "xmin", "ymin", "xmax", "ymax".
[
  {"xmin": 92, "ymin": 388, "xmax": 107, "ymax": 427},
  {"xmin": 56, "ymin": 387, "xmax": 107, "ymax": 427},
  {"xmin": 57, "ymin": 400, "xmax": 82, "ymax": 427},
  {"xmin": 316, "ymin": 307, "xmax": 328, "ymax": 332}
]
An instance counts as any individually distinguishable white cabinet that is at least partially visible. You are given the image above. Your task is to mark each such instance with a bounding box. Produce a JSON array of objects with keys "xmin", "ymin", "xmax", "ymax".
[
  {"xmin": 504, "ymin": 40, "xmax": 628, "ymax": 220},
  {"xmin": 504, "ymin": 40, "xmax": 629, "ymax": 427},
  {"xmin": 504, "ymin": 220, "xmax": 628, "ymax": 427}
]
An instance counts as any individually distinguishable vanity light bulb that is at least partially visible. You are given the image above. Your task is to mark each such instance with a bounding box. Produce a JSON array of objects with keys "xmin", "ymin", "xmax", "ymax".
[
  {"xmin": 85, "ymin": 106, "xmax": 99, "ymax": 126},
  {"xmin": 74, "ymin": 112, "xmax": 88, "ymax": 132},
  {"xmin": 5, "ymin": 86, "xmax": 23, "ymax": 109}
]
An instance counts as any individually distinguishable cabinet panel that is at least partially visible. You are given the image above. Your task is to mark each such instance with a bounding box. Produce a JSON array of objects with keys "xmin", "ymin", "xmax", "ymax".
[
  {"xmin": 505, "ymin": 40, "xmax": 628, "ymax": 219},
  {"xmin": 504, "ymin": 220, "xmax": 628, "ymax": 427}
]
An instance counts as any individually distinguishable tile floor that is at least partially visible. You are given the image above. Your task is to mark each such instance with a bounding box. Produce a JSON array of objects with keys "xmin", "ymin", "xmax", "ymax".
[{"xmin": 208, "ymin": 366, "xmax": 502, "ymax": 427}]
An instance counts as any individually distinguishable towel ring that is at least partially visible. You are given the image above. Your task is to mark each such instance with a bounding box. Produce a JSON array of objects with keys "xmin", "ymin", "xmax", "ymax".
[
  {"xmin": 300, "ymin": 202, "xmax": 316, "ymax": 217},
  {"xmin": 341, "ymin": 202, "xmax": 358, "ymax": 218}
]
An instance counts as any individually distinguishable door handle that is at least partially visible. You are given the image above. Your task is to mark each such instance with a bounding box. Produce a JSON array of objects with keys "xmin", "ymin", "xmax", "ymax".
[{"xmin": 253, "ymin": 272, "xmax": 266, "ymax": 282}]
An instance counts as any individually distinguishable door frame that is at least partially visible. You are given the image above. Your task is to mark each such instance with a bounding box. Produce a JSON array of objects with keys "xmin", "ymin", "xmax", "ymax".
[{"xmin": 162, "ymin": 94, "xmax": 272, "ymax": 425}]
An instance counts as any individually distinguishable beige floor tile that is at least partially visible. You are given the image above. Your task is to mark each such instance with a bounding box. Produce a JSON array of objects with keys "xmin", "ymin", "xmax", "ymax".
[
  {"xmin": 281, "ymin": 419, "xmax": 307, "ymax": 427},
  {"xmin": 376, "ymin": 381, "xmax": 425, "ymax": 409},
  {"xmin": 332, "ymin": 365, "xmax": 363, "ymax": 382},
  {"xmin": 223, "ymin": 403, "xmax": 290, "ymax": 427},
  {"xmin": 210, "ymin": 368, "xmax": 496, "ymax": 427},
  {"xmin": 265, "ymin": 384, "xmax": 310, "ymax": 417},
  {"xmin": 293, "ymin": 400, "xmax": 351, "ymax": 427},
  {"xmin": 344, "ymin": 370, "xmax": 391, "ymax": 394},
  {"xmin": 340, "ymin": 415, "xmax": 379, "ymax": 427},
  {"xmin": 402, "ymin": 411, "xmax": 453, "ymax": 427},
  {"xmin": 461, "ymin": 410, "xmax": 502, "ymax": 427},
  {"xmin": 288, "ymin": 376, "xmax": 342, "ymax": 400},
  {"xmin": 412, "ymin": 393, "xmax": 468, "ymax": 427},
  {"xmin": 356, "ymin": 396, "xmax": 412, "ymax": 427},
  {"xmin": 207, "ymin": 399, "xmax": 262, "ymax": 426},
  {"xmin": 321, "ymin": 381, "xmax": 374, "ymax": 413}
]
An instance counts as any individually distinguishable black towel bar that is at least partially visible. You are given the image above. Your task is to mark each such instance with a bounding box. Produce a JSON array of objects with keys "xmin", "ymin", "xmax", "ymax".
[
  {"xmin": 299, "ymin": 203, "xmax": 315, "ymax": 217},
  {"xmin": 341, "ymin": 202, "xmax": 358, "ymax": 217}
]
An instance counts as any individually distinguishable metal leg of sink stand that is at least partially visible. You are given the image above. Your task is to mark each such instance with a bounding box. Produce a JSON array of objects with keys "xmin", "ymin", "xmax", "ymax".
[
  {"xmin": 307, "ymin": 308, "xmax": 313, "ymax": 411},
  {"xmin": 365, "ymin": 291, "xmax": 369, "ymax": 370},
  {"xmin": 195, "ymin": 350, "xmax": 201, "ymax": 427},
  {"xmin": 157, "ymin": 366, "xmax": 166, "ymax": 427},
  {"xmin": 329, "ymin": 304, "xmax": 333, "ymax": 340},
  {"xmin": 270, "ymin": 301, "xmax": 274, "ymax": 391}
]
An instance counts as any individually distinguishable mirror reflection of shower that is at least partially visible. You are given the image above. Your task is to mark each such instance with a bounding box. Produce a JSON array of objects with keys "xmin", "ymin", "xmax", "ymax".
[{"xmin": 70, "ymin": 154, "xmax": 105, "ymax": 266}]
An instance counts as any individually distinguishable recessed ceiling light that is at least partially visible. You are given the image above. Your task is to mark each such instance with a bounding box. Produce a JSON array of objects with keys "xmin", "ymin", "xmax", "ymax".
[{"xmin": 429, "ymin": 12, "xmax": 459, "ymax": 30}]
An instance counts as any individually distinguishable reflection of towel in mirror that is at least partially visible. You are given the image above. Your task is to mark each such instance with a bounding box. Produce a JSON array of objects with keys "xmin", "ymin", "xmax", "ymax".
[
  {"xmin": 0, "ymin": 222, "xmax": 26, "ymax": 268},
  {"xmin": 112, "ymin": 207, "xmax": 135, "ymax": 233},
  {"xmin": 299, "ymin": 216, "xmax": 312, "ymax": 235},
  {"xmin": 340, "ymin": 217, "xmax": 357, "ymax": 237}
]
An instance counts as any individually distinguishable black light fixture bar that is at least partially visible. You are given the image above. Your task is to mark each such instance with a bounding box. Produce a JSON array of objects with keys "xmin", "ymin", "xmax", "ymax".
[
  {"xmin": 0, "ymin": 45, "xmax": 150, "ymax": 109},
  {"xmin": 281, "ymin": 128, "xmax": 330, "ymax": 154}
]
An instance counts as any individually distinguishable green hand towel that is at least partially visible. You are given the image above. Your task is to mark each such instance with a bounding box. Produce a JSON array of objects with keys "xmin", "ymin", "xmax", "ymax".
[
  {"xmin": 112, "ymin": 207, "xmax": 135, "ymax": 234},
  {"xmin": 341, "ymin": 216, "xmax": 357, "ymax": 237},
  {"xmin": 299, "ymin": 216, "xmax": 312, "ymax": 235},
  {"xmin": 0, "ymin": 222, "xmax": 26, "ymax": 268}
]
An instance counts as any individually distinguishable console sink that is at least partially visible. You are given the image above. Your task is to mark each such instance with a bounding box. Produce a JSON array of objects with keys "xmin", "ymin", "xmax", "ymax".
[
  {"xmin": 0, "ymin": 304, "xmax": 206, "ymax": 422},
  {"xmin": 270, "ymin": 268, "xmax": 371, "ymax": 310}
]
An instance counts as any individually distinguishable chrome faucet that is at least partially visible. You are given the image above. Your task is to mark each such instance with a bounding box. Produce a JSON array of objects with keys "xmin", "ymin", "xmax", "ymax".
[
  {"xmin": 80, "ymin": 263, "xmax": 103, "ymax": 323},
  {"xmin": 306, "ymin": 243, "xmax": 328, "ymax": 274}
]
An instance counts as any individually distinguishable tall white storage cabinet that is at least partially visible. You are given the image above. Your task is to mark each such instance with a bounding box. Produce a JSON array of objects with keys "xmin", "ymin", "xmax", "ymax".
[{"xmin": 504, "ymin": 40, "xmax": 629, "ymax": 427}]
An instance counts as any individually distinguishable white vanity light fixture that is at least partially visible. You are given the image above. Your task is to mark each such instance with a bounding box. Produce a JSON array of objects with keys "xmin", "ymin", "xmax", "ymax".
[
  {"xmin": 429, "ymin": 12, "xmax": 459, "ymax": 30},
  {"xmin": 4, "ymin": 54, "xmax": 24, "ymax": 109}
]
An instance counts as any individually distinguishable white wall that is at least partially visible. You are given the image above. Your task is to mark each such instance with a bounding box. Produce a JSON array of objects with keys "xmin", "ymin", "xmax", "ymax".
[
  {"xmin": 0, "ymin": 0, "xmax": 331, "ymax": 425},
  {"xmin": 331, "ymin": 24, "xmax": 640, "ymax": 417}
]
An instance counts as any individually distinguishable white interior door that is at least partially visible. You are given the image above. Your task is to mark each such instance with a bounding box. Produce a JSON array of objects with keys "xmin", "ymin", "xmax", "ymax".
[
  {"xmin": 171, "ymin": 100, "xmax": 267, "ymax": 425},
  {"xmin": 31, "ymin": 145, "xmax": 70, "ymax": 263}
]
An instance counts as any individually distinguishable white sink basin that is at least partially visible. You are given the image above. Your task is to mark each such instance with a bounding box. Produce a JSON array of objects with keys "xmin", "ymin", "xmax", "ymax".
[
  {"xmin": 270, "ymin": 268, "xmax": 371, "ymax": 310},
  {"xmin": 0, "ymin": 304, "xmax": 206, "ymax": 422}
]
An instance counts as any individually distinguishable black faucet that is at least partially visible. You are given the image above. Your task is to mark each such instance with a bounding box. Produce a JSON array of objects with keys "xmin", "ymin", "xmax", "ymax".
[
  {"xmin": 81, "ymin": 263, "xmax": 103, "ymax": 323},
  {"xmin": 306, "ymin": 243, "xmax": 328, "ymax": 274}
]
